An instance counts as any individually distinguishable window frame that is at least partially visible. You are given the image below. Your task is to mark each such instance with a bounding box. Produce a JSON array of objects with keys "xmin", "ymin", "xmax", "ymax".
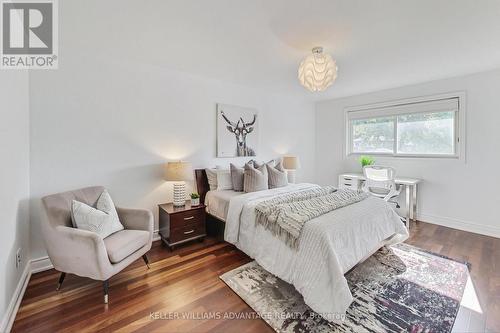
[{"xmin": 344, "ymin": 92, "xmax": 466, "ymax": 161}]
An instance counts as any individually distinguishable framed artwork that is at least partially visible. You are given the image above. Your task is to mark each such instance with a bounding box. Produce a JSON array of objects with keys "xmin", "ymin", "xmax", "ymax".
[{"xmin": 217, "ymin": 104, "xmax": 259, "ymax": 157}]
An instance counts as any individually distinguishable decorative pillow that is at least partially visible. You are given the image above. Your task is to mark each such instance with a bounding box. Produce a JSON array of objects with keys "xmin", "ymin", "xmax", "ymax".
[
  {"xmin": 230, "ymin": 163, "xmax": 244, "ymax": 192},
  {"xmin": 216, "ymin": 166, "xmax": 233, "ymax": 190},
  {"xmin": 267, "ymin": 160, "xmax": 288, "ymax": 188},
  {"xmin": 205, "ymin": 168, "xmax": 218, "ymax": 191},
  {"xmin": 71, "ymin": 190, "xmax": 124, "ymax": 238},
  {"xmin": 244, "ymin": 163, "xmax": 269, "ymax": 193},
  {"xmin": 253, "ymin": 159, "xmax": 275, "ymax": 169},
  {"xmin": 230, "ymin": 161, "xmax": 254, "ymax": 192},
  {"xmin": 252, "ymin": 160, "xmax": 263, "ymax": 168}
]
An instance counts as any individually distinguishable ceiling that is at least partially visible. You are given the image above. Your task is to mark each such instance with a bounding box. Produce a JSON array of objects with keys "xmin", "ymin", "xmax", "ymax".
[{"xmin": 65, "ymin": 0, "xmax": 500, "ymax": 100}]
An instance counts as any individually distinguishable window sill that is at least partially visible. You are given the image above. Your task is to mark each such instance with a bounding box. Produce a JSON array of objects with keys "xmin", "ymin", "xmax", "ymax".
[{"xmin": 347, "ymin": 152, "xmax": 461, "ymax": 160}]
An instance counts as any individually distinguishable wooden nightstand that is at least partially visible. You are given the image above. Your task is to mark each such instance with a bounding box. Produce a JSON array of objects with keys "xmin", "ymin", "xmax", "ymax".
[{"xmin": 158, "ymin": 201, "xmax": 206, "ymax": 249}]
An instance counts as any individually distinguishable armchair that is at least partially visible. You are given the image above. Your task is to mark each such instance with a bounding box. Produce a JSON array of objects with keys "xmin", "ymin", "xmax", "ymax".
[{"xmin": 41, "ymin": 186, "xmax": 153, "ymax": 303}]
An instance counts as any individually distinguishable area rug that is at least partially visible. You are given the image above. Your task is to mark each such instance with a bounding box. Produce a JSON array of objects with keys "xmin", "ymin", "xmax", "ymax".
[{"xmin": 220, "ymin": 243, "xmax": 469, "ymax": 333}]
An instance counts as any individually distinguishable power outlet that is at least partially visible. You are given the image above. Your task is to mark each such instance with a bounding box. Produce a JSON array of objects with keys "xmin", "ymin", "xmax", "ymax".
[{"xmin": 16, "ymin": 248, "xmax": 22, "ymax": 269}]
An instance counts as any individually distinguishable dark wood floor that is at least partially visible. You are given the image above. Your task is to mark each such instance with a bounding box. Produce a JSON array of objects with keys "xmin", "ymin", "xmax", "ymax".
[{"xmin": 12, "ymin": 222, "xmax": 500, "ymax": 333}]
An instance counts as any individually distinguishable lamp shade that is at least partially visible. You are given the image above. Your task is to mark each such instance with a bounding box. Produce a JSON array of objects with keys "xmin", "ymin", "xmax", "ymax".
[
  {"xmin": 282, "ymin": 156, "xmax": 301, "ymax": 170},
  {"xmin": 298, "ymin": 47, "xmax": 337, "ymax": 92},
  {"xmin": 164, "ymin": 161, "xmax": 193, "ymax": 181}
]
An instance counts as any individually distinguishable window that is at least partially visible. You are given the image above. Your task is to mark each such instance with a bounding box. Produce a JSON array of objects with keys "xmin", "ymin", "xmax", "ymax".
[{"xmin": 346, "ymin": 96, "xmax": 462, "ymax": 158}]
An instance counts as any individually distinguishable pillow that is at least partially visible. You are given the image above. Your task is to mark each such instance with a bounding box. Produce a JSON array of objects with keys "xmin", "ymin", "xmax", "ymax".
[
  {"xmin": 71, "ymin": 190, "xmax": 124, "ymax": 238},
  {"xmin": 230, "ymin": 161, "xmax": 254, "ymax": 192},
  {"xmin": 216, "ymin": 166, "xmax": 233, "ymax": 190},
  {"xmin": 253, "ymin": 159, "xmax": 275, "ymax": 169},
  {"xmin": 205, "ymin": 168, "xmax": 218, "ymax": 191},
  {"xmin": 244, "ymin": 163, "xmax": 268, "ymax": 193},
  {"xmin": 267, "ymin": 160, "xmax": 288, "ymax": 188}
]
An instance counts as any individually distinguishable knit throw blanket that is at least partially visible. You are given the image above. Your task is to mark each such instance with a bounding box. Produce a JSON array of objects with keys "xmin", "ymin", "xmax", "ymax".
[{"xmin": 255, "ymin": 187, "xmax": 369, "ymax": 249}]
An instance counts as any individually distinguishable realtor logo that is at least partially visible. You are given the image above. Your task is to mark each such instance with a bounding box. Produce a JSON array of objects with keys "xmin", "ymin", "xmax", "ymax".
[{"xmin": 1, "ymin": 0, "xmax": 58, "ymax": 69}]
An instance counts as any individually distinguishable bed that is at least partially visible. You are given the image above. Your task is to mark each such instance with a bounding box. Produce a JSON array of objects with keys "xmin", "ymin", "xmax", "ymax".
[
  {"xmin": 195, "ymin": 169, "xmax": 409, "ymax": 321},
  {"xmin": 204, "ymin": 189, "xmax": 240, "ymax": 222}
]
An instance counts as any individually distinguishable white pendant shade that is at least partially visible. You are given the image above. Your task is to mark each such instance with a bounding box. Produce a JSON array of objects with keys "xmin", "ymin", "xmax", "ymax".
[{"xmin": 298, "ymin": 47, "xmax": 338, "ymax": 92}]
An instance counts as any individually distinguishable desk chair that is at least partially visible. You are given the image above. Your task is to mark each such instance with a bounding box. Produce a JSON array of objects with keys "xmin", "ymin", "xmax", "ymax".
[{"xmin": 362, "ymin": 166, "xmax": 406, "ymax": 223}]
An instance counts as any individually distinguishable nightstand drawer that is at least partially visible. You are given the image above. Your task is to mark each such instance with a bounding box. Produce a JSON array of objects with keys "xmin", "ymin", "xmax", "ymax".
[
  {"xmin": 169, "ymin": 223, "xmax": 206, "ymax": 243},
  {"xmin": 158, "ymin": 202, "xmax": 207, "ymax": 248},
  {"xmin": 170, "ymin": 209, "xmax": 204, "ymax": 229}
]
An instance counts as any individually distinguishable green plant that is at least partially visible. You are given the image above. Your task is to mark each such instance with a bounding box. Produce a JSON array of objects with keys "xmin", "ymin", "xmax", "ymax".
[
  {"xmin": 190, "ymin": 193, "xmax": 200, "ymax": 199},
  {"xmin": 359, "ymin": 155, "xmax": 375, "ymax": 167}
]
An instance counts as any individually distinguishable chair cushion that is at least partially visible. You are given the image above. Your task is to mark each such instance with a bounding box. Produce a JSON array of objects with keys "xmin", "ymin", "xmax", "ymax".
[{"xmin": 103, "ymin": 230, "xmax": 149, "ymax": 264}]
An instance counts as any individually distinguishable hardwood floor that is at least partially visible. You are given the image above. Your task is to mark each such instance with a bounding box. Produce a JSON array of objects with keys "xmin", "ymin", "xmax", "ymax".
[
  {"xmin": 406, "ymin": 222, "xmax": 500, "ymax": 333},
  {"xmin": 12, "ymin": 222, "xmax": 500, "ymax": 332}
]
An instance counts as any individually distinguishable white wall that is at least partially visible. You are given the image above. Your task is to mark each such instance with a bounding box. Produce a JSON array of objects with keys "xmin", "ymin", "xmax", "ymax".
[
  {"xmin": 28, "ymin": 1, "xmax": 316, "ymax": 260},
  {"xmin": 316, "ymin": 69, "xmax": 500, "ymax": 238},
  {"xmin": 0, "ymin": 71, "xmax": 30, "ymax": 330}
]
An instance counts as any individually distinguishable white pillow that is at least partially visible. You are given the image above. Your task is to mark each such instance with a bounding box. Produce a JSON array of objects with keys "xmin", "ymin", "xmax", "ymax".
[
  {"xmin": 205, "ymin": 168, "xmax": 218, "ymax": 191},
  {"xmin": 216, "ymin": 166, "xmax": 233, "ymax": 190},
  {"xmin": 71, "ymin": 190, "xmax": 124, "ymax": 238}
]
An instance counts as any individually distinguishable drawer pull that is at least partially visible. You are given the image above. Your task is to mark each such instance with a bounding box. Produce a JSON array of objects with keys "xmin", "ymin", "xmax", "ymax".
[
  {"xmin": 184, "ymin": 229, "xmax": 195, "ymax": 235},
  {"xmin": 184, "ymin": 216, "xmax": 195, "ymax": 221},
  {"xmin": 344, "ymin": 178, "xmax": 352, "ymax": 181}
]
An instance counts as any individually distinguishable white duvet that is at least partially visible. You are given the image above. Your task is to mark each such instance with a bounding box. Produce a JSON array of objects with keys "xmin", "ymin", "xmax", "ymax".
[{"xmin": 224, "ymin": 183, "xmax": 409, "ymax": 320}]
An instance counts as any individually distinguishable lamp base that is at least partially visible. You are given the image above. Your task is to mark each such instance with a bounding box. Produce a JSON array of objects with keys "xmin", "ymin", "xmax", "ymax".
[
  {"xmin": 286, "ymin": 170, "xmax": 296, "ymax": 184},
  {"xmin": 173, "ymin": 182, "xmax": 186, "ymax": 207}
]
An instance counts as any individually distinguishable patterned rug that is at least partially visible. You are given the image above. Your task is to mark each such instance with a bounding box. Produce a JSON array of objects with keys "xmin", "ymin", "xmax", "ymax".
[{"xmin": 220, "ymin": 243, "xmax": 469, "ymax": 333}]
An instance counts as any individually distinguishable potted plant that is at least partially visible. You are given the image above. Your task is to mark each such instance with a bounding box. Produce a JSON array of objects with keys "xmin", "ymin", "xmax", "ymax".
[
  {"xmin": 359, "ymin": 155, "xmax": 375, "ymax": 168},
  {"xmin": 190, "ymin": 193, "xmax": 200, "ymax": 206}
]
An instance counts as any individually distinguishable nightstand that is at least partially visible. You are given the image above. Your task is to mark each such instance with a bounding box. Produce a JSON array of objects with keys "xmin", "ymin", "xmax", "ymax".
[{"xmin": 158, "ymin": 201, "xmax": 206, "ymax": 249}]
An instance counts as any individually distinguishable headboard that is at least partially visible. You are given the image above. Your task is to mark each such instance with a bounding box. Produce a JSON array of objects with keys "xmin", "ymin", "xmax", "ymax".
[{"xmin": 195, "ymin": 169, "xmax": 209, "ymax": 204}]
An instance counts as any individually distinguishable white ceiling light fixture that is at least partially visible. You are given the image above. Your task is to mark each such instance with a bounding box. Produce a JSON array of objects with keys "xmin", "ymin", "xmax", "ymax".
[{"xmin": 298, "ymin": 47, "xmax": 338, "ymax": 92}]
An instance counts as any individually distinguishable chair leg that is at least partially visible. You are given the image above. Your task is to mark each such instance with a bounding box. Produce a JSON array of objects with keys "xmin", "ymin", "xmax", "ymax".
[
  {"xmin": 142, "ymin": 254, "xmax": 151, "ymax": 269},
  {"xmin": 56, "ymin": 272, "xmax": 66, "ymax": 291},
  {"xmin": 103, "ymin": 280, "xmax": 109, "ymax": 304}
]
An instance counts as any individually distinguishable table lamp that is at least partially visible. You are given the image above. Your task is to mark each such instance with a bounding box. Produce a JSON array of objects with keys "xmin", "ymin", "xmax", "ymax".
[
  {"xmin": 282, "ymin": 156, "xmax": 301, "ymax": 183},
  {"xmin": 165, "ymin": 161, "xmax": 193, "ymax": 207}
]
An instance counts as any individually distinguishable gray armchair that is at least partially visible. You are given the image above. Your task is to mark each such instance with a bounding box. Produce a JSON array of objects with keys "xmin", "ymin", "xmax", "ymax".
[{"xmin": 41, "ymin": 186, "xmax": 153, "ymax": 303}]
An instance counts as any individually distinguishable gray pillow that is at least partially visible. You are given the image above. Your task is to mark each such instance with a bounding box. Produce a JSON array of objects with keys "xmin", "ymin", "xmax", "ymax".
[
  {"xmin": 253, "ymin": 159, "xmax": 275, "ymax": 169},
  {"xmin": 71, "ymin": 190, "xmax": 124, "ymax": 239},
  {"xmin": 267, "ymin": 161, "xmax": 288, "ymax": 188},
  {"xmin": 244, "ymin": 163, "xmax": 269, "ymax": 193},
  {"xmin": 230, "ymin": 161, "xmax": 254, "ymax": 191},
  {"xmin": 230, "ymin": 164, "xmax": 243, "ymax": 191}
]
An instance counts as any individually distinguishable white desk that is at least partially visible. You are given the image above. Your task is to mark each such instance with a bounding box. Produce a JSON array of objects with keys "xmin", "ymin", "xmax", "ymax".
[{"xmin": 338, "ymin": 173, "xmax": 422, "ymax": 228}]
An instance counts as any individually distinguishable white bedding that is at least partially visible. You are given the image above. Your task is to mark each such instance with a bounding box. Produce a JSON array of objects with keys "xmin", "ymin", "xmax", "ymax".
[
  {"xmin": 224, "ymin": 183, "xmax": 409, "ymax": 320},
  {"xmin": 205, "ymin": 190, "xmax": 242, "ymax": 221}
]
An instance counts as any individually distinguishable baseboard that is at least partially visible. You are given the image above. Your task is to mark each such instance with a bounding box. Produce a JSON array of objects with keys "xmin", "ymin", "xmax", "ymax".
[
  {"xmin": 0, "ymin": 263, "xmax": 31, "ymax": 333},
  {"xmin": 30, "ymin": 256, "xmax": 53, "ymax": 273},
  {"xmin": 418, "ymin": 213, "xmax": 500, "ymax": 239}
]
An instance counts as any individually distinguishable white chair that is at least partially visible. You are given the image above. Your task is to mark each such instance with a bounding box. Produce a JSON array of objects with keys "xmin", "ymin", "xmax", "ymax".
[{"xmin": 362, "ymin": 166, "xmax": 406, "ymax": 226}]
